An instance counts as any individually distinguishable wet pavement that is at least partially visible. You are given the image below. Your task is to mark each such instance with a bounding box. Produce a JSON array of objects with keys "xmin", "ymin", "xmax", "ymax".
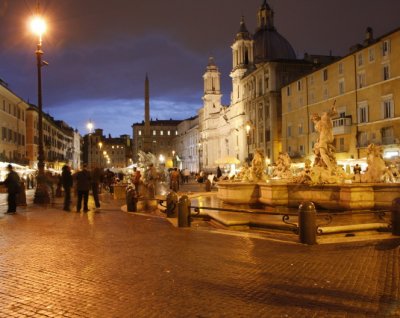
[{"xmin": 0, "ymin": 186, "xmax": 399, "ymax": 317}]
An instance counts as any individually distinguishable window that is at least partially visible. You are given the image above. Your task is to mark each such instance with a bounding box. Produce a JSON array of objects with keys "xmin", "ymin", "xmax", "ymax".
[
  {"xmin": 382, "ymin": 99, "xmax": 394, "ymax": 119},
  {"xmin": 323, "ymin": 69, "xmax": 328, "ymax": 81},
  {"xmin": 357, "ymin": 53, "xmax": 364, "ymax": 66},
  {"xmin": 153, "ymin": 130, "xmax": 156, "ymax": 136},
  {"xmin": 167, "ymin": 130, "xmax": 171, "ymax": 136},
  {"xmin": 309, "ymin": 75, "xmax": 314, "ymax": 85},
  {"xmin": 138, "ymin": 130, "xmax": 142, "ymax": 136},
  {"xmin": 339, "ymin": 80, "xmax": 345, "ymax": 95},
  {"xmin": 382, "ymin": 40, "xmax": 390, "ymax": 57},
  {"xmin": 287, "ymin": 125, "xmax": 292, "ymax": 137},
  {"xmin": 358, "ymin": 131, "xmax": 368, "ymax": 147},
  {"xmin": 287, "ymin": 86, "xmax": 291, "ymax": 96},
  {"xmin": 299, "ymin": 145, "xmax": 304, "ymax": 155},
  {"xmin": 310, "ymin": 119, "xmax": 315, "ymax": 133},
  {"xmin": 368, "ymin": 48, "xmax": 375, "ymax": 62},
  {"xmin": 337, "ymin": 138, "xmax": 345, "ymax": 152},
  {"xmin": 358, "ymin": 104, "xmax": 369, "ymax": 123},
  {"xmin": 323, "ymin": 87, "xmax": 329, "ymax": 100},
  {"xmin": 287, "ymin": 102, "xmax": 292, "ymax": 112},
  {"xmin": 338, "ymin": 63, "xmax": 343, "ymax": 75},
  {"xmin": 381, "ymin": 127, "xmax": 394, "ymax": 145},
  {"xmin": 383, "ymin": 65, "xmax": 390, "ymax": 80},
  {"xmin": 297, "ymin": 81, "xmax": 301, "ymax": 91},
  {"xmin": 175, "ymin": 131, "xmax": 178, "ymax": 135},
  {"xmin": 357, "ymin": 72, "xmax": 366, "ymax": 88},
  {"xmin": 298, "ymin": 123, "xmax": 303, "ymax": 135}
]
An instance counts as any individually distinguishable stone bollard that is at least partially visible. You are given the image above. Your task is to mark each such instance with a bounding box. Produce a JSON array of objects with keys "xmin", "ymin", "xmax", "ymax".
[
  {"xmin": 298, "ymin": 201, "xmax": 317, "ymax": 245},
  {"xmin": 126, "ymin": 186, "xmax": 137, "ymax": 212},
  {"xmin": 178, "ymin": 195, "xmax": 191, "ymax": 227},
  {"xmin": 166, "ymin": 191, "xmax": 178, "ymax": 218},
  {"xmin": 391, "ymin": 198, "xmax": 400, "ymax": 236}
]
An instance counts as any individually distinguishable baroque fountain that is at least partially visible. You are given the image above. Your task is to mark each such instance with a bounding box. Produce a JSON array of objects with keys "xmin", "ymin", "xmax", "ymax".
[{"xmin": 218, "ymin": 104, "xmax": 400, "ymax": 210}]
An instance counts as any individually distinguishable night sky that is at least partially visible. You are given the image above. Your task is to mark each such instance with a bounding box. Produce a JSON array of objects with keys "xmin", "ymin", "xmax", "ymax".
[{"xmin": 1, "ymin": 0, "xmax": 400, "ymax": 137}]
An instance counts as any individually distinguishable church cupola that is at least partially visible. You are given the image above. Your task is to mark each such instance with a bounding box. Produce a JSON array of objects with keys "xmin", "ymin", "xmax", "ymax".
[
  {"xmin": 257, "ymin": 0, "xmax": 274, "ymax": 30},
  {"xmin": 203, "ymin": 57, "xmax": 221, "ymax": 95},
  {"xmin": 231, "ymin": 16, "xmax": 254, "ymax": 72}
]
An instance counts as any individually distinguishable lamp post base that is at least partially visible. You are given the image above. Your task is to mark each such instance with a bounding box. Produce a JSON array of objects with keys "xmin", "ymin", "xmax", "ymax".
[{"xmin": 33, "ymin": 175, "xmax": 50, "ymax": 204}]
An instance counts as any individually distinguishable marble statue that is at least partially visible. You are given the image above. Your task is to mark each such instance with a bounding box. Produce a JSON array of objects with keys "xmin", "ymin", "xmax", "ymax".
[
  {"xmin": 272, "ymin": 152, "xmax": 292, "ymax": 179},
  {"xmin": 362, "ymin": 144, "xmax": 387, "ymax": 183}
]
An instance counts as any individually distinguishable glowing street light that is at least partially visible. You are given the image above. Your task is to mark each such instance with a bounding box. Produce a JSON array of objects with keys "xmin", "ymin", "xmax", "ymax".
[
  {"xmin": 30, "ymin": 9, "xmax": 50, "ymax": 204},
  {"xmin": 245, "ymin": 121, "xmax": 252, "ymax": 164}
]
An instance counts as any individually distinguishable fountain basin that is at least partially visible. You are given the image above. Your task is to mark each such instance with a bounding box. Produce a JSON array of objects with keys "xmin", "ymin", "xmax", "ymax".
[
  {"xmin": 217, "ymin": 181, "xmax": 259, "ymax": 205},
  {"xmin": 218, "ymin": 180, "xmax": 400, "ymax": 210}
]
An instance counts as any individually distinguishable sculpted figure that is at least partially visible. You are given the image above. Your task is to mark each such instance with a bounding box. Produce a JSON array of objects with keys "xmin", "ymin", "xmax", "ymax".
[
  {"xmin": 362, "ymin": 144, "xmax": 387, "ymax": 183},
  {"xmin": 311, "ymin": 103, "xmax": 337, "ymax": 171},
  {"xmin": 250, "ymin": 149, "xmax": 267, "ymax": 182},
  {"xmin": 273, "ymin": 152, "xmax": 292, "ymax": 179}
]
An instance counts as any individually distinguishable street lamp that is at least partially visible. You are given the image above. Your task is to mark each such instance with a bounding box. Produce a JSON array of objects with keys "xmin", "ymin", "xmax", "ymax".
[
  {"xmin": 86, "ymin": 120, "xmax": 94, "ymax": 168},
  {"xmin": 245, "ymin": 121, "xmax": 252, "ymax": 164},
  {"xmin": 197, "ymin": 142, "xmax": 202, "ymax": 172},
  {"xmin": 30, "ymin": 12, "xmax": 50, "ymax": 204}
]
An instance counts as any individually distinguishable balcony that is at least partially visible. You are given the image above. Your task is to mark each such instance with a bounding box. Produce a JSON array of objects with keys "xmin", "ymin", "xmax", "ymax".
[{"xmin": 332, "ymin": 117, "xmax": 352, "ymax": 135}]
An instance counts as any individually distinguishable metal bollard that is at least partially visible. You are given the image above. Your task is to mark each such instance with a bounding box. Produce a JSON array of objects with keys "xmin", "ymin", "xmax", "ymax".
[
  {"xmin": 298, "ymin": 201, "xmax": 317, "ymax": 245},
  {"xmin": 178, "ymin": 195, "xmax": 191, "ymax": 227},
  {"xmin": 166, "ymin": 191, "xmax": 178, "ymax": 218},
  {"xmin": 126, "ymin": 186, "xmax": 137, "ymax": 212},
  {"xmin": 391, "ymin": 198, "xmax": 400, "ymax": 236}
]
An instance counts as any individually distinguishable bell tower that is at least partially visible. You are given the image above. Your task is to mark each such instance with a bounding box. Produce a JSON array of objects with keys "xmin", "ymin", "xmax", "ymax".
[
  {"xmin": 230, "ymin": 16, "xmax": 253, "ymax": 104},
  {"xmin": 202, "ymin": 57, "xmax": 222, "ymax": 118}
]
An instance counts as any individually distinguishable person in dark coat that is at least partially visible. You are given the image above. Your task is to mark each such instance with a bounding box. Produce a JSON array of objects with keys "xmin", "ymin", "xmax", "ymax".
[
  {"xmin": 91, "ymin": 166, "xmax": 102, "ymax": 209},
  {"xmin": 3, "ymin": 164, "xmax": 20, "ymax": 214},
  {"xmin": 61, "ymin": 165, "xmax": 73, "ymax": 211},
  {"xmin": 74, "ymin": 164, "xmax": 91, "ymax": 212},
  {"xmin": 217, "ymin": 166, "xmax": 222, "ymax": 179}
]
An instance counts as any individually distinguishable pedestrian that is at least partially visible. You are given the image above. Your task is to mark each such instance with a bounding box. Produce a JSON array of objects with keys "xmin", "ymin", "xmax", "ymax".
[
  {"xmin": 3, "ymin": 164, "xmax": 21, "ymax": 214},
  {"xmin": 91, "ymin": 166, "xmax": 103, "ymax": 209},
  {"xmin": 183, "ymin": 168, "xmax": 190, "ymax": 183},
  {"xmin": 61, "ymin": 164, "xmax": 73, "ymax": 211},
  {"xmin": 353, "ymin": 164, "xmax": 361, "ymax": 174},
  {"xmin": 170, "ymin": 168, "xmax": 180, "ymax": 192},
  {"xmin": 74, "ymin": 163, "xmax": 91, "ymax": 212},
  {"xmin": 131, "ymin": 167, "xmax": 141, "ymax": 193},
  {"xmin": 217, "ymin": 166, "xmax": 222, "ymax": 179}
]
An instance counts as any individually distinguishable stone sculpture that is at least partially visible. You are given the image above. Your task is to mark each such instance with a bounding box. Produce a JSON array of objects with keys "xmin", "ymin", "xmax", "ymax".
[
  {"xmin": 272, "ymin": 152, "xmax": 292, "ymax": 179},
  {"xmin": 362, "ymin": 144, "xmax": 388, "ymax": 183}
]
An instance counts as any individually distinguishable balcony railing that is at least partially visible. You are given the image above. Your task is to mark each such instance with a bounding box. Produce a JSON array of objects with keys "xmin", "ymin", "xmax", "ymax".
[{"xmin": 332, "ymin": 117, "xmax": 352, "ymax": 135}]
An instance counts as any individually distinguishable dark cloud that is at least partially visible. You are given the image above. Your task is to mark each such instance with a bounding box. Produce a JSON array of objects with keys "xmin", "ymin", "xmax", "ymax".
[{"xmin": 1, "ymin": 0, "xmax": 400, "ymax": 136}]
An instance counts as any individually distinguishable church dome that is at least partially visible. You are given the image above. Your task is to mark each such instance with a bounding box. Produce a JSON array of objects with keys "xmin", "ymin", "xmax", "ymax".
[
  {"xmin": 253, "ymin": 27, "xmax": 296, "ymax": 62},
  {"xmin": 253, "ymin": 1, "xmax": 296, "ymax": 62}
]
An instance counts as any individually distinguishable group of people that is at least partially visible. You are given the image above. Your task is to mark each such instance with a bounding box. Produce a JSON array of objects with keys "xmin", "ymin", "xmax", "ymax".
[{"xmin": 0, "ymin": 163, "xmax": 107, "ymax": 214}]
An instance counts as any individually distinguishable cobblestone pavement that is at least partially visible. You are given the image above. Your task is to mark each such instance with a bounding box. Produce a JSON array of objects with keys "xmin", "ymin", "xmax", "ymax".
[{"xmin": 0, "ymin": 191, "xmax": 399, "ymax": 317}]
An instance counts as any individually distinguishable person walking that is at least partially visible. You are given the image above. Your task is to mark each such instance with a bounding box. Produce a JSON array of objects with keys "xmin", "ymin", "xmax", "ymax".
[
  {"xmin": 131, "ymin": 167, "xmax": 141, "ymax": 193},
  {"xmin": 3, "ymin": 164, "xmax": 21, "ymax": 214},
  {"xmin": 61, "ymin": 164, "xmax": 73, "ymax": 211},
  {"xmin": 91, "ymin": 166, "xmax": 103, "ymax": 210},
  {"xmin": 74, "ymin": 164, "xmax": 91, "ymax": 212},
  {"xmin": 170, "ymin": 168, "xmax": 180, "ymax": 192}
]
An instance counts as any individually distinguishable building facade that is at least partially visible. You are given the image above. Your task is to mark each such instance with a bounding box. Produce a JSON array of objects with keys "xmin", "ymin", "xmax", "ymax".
[
  {"xmin": 199, "ymin": 1, "xmax": 323, "ymax": 170},
  {"xmin": 0, "ymin": 80, "xmax": 29, "ymax": 165},
  {"xmin": 26, "ymin": 106, "xmax": 77, "ymax": 171},
  {"xmin": 282, "ymin": 27, "xmax": 400, "ymax": 162},
  {"xmin": 174, "ymin": 116, "xmax": 200, "ymax": 172}
]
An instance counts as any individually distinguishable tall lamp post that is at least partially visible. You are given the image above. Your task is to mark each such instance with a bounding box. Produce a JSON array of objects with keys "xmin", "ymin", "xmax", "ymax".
[
  {"xmin": 86, "ymin": 121, "xmax": 94, "ymax": 168},
  {"xmin": 245, "ymin": 122, "xmax": 252, "ymax": 164},
  {"xmin": 30, "ymin": 13, "xmax": 50, "ymax": 204},
  {"xmin": 197, "ymin": 142, "xmax": 202, "ymax": 172}
]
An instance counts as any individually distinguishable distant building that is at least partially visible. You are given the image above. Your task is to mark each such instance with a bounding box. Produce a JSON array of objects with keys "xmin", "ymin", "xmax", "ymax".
[
  {"xmin": 26, "ymin": 105, "xmax": 78, "ymax": 171},
  {"xmin": 84, "ymin": 129, "xmax": 132, "ymax": 169},
  {"xmin": 173, "ymin": 116, "xmax": 200, "ymax": 172},
  {"xmin": 282, "ymin": 26, "xmax": 400, "ymax": 162},
  {"xmin": 132, "ymin": 75, "xmax": 182, "ymax": 163},
  {"xmin": 0, "ymin": 80, "xmax": 29, "ymax": 165}
]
